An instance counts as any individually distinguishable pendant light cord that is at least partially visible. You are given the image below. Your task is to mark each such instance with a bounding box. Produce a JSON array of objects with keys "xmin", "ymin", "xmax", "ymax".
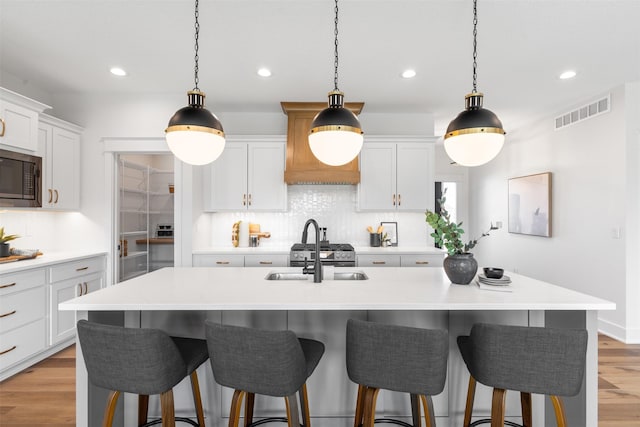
[
  {"xmin": 472, "ymin": 0, "xmax": 478, "ymax": 93},
  {"xmin": 333, "ymin": 0, "xmax": 339, "ymax": 91},
  {"xmin": 194, "ymin": 0, "xmax": 200, "ymax": 90}
]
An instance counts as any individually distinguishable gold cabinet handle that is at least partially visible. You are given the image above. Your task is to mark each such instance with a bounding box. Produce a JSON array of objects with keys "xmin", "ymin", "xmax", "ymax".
[
  {"xmin": 392, "ymin": 194, "xmax": 396, "ymax": 206},
  {"xmin": 48, "ymin": 189, "xmax": 53, "ymax": 203},
  {"xmin": 0, "ymin": 282, "xmax": 16, "ymax": 289},
  {"xmin": 83, "ymin": 282, "xmax": 88, "ymax": 295},
  {"xmin": 259, "ymin": 261, "xmax": 273, "ymax": 265},
  {"xmin": 0, "ymin": 118, "xmax": 5, "ymax": 137},
  {"xmin": 0, "ymin": 310, "xmax": 17, "ymax": 318},
  {"xmin": 415, "ymin": 261, "xmax": 429, "ymax": 265},
  {"xmin": 0, "ymin": 346, "xmax": 17, "ymax": 356},
  {"xmin": 398, "ymin": 194, "xmax": 401, "ymax": 206},
  {"xmin": 372, "ymin": 261, "xmax": 386, "ymax": 265},
  {"xmin": 76, "ymin": 266, "xmax": 89, "ymax": 272},
  {"xmin": 242, "ymin": 194, "xmax": 247, "ymax": 206},
  {"xmin": 216, "ymin": 261, "xmax": 230, "ymax": 265},
  {"xmin": 78, "ymin": 283, "xmax": 83, "ymax": 296},
  {"xmin": 248, "ymin": 194, "xmax": 252, "ymax": 206},
  {"xmin": 54, "ymin": 189, "xmax": 59, "ymax": 204}
]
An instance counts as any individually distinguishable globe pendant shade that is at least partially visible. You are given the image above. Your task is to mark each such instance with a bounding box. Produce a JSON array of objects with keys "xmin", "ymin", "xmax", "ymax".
[
  {"xmin": 166, "ymin": 91, "xmax": 225, "ymax": 165},
  {"xmin": 308, "ymin": 91, "xmax": 364, "ymax": 166}
]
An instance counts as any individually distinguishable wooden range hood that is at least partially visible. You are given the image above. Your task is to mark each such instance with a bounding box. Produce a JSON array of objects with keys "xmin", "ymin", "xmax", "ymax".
[{"xmin": 281, "ymin": 101, "xmax": 364, "ymax": 184}]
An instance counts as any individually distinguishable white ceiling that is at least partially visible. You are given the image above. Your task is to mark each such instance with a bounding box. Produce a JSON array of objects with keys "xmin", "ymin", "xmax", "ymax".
[{"xmin": 1, "ymin": 0, "xmax": 639, "ymax": 134}]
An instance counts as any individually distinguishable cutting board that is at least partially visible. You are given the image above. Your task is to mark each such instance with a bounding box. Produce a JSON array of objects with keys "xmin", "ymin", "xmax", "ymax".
[{"xmin": 0, "ymin": 252, "xmax": 43, "ymax": 264}]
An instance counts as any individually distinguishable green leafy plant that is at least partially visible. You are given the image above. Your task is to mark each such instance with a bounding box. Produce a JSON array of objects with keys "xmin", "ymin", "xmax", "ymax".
[
  {"xmin": 425, "ymin": 191, "xmax": 497, "ymax": 256},
  {"xmin": 0, "ymin": 227, "xmax": 20, "ymax": 244}
]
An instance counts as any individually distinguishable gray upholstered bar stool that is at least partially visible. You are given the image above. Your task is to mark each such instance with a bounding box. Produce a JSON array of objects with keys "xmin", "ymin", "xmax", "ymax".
[
  {"xmin": 77, "ymin": 320, "xmax": 209, "ymax": 427},
  {"xmin": 205, "ymin": 321, "xmax": 325, "ymax": 427},
  {"xmin": 457, "ymin": 323, "xmax": 588, "ymax": 427},
  {"xmin": 346, "ymin": 319, "xmax": 449, "ymax": 427}
]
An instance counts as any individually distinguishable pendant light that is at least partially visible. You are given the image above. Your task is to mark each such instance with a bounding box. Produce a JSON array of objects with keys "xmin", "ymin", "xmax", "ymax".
[
  {"xmin": 165, "ymin": 0, "xmax": 225, "ymax": 166},
  {"xmin": 444, "ymin": 0, "xmax": 505, "ymax": 167},
  {"xmin": 308, "ymin": 0, "xmax": 363, "ymax": 167}
]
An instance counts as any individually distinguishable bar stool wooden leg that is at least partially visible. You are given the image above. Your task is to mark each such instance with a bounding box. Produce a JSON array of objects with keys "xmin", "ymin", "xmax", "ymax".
[
  {"xmin": 520, "ymin": 392, "xmax": 532, "ymax": 427},
  {"xmin": 298, "ymin": 383, "xmax": 311, "ymax": 427},
  {"xmin": 354, "ymin": 385, "xmax": 366, "ymax": 427},
  {"xmin": 419, "ymin": 394, "xmax": 435, "ymax": 427},
  {"xmin": 550, "ymin": 395, "xmax": 568, "ymax": 427},
  {"xmin": 160, "ymin": 389, "xmax": 176, "ymax": 427},
  {"xmin": 229, "ymin": 390, "xmax": 246, "ymax": 427},
  {"xmin": 244, "ymin": 392, "xmax": 255, "ymax": 427},
  {"xmin": 410, "ymin": 394, "xmax": 422, "ymax": 427},
  {"xmin": 189, "ymin": 371, "xmax": 206, "ymax": 427},
  {"xmin": 285, "ymin": 393, "xmax": 301, "ymax": 427},
  {"xmin": 102, "ymin": 390, "xmax": 121, "ymax": 427},
  {"xmin": 490, "ymin": 388, "xmax": 507, "ymax": 427},
  {"xmin": 138, "ymin": 394, "xmax": 149, "ymax": 426},
  {"xmin": 463, "ymin": 376, "xmax": 477, "ymax": 427},
  {"xmin": 362, "ymin": 387, "xmax": 380, "ymax": 427}
]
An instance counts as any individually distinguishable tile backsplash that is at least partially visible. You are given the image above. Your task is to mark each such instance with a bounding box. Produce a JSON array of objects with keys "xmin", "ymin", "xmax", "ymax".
[{"xmin": 196, "ymin": 185, "xmax": 432, "ymax": 248}]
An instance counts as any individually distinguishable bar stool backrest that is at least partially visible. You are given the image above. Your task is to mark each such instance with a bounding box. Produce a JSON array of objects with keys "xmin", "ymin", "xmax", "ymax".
[
  {"xmin": 467, "ymin": 323, "xmax": 588, "ymax": 396},
  {"xmin": 346, "ymin": 319, "xmax": 449, "ymax": 395},
  {"xmin": 205, "ymin": 321, "xmax": 307, "ymax": 397},
  {"xmin": 77, "ymin": 320, "xmax": 187, "ymax": 395}
]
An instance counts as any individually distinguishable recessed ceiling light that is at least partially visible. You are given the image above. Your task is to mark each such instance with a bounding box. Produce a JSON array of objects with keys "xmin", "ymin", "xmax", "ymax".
[
  {"xmin": 559, "ymin": 70, "xmax": 577, "ymax": 80},
  {"xmin": 257, "ymin": 68, "xmax": 272, "ymax": 77},
  {"xmin": 110, "ymin": 67, "xmax": 127, "ymax": 77},
  {"xmin": 401, "ymin": 69, "xmax": 416, "ymax": 79}
]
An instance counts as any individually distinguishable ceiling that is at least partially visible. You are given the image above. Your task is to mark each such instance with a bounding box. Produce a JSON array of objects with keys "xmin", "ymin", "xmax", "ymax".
[{"xmin": 1, "ymin": 0, "xmax": 639, "ymax": 134}]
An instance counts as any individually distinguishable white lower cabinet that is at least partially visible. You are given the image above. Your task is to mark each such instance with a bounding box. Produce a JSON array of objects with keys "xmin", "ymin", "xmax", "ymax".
[
  {"xmin": 357, "ymin": 254, "xmax": 401, "ymax": 267},
  {"xmin": 400, "ymin": 254, "xmax": 444, "ymax": 267},
  {"xmin": 243, "ymin": 254, "xmax": 288, "ymax": 267},
  {"xmin": 192, "ymin": 254, "xmax": 288, "ymax": 267}
]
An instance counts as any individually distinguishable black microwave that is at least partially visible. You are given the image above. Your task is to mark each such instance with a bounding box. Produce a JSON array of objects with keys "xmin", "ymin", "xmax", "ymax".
[{"xmin": 0, "ymin": 149, "xmax": 42, "ymax": 208}]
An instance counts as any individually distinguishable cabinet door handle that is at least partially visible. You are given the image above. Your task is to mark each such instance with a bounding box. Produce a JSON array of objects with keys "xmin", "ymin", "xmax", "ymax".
[
  {"xmin": 392, "ymin": 194, "xmax": 396, "ymax": 206},
  {"xmin": 398, "ymin": 194, "xmax": 401, "ymax": 206},
  {"xmin": 83, "ymin": 282, "xmax": 88, "ymax": 295},
  {"xmin": 0, "ymin": 346, "xmax": 17, "ymax": 356},
  {"xmin": 372, "ymin": 261, "xmax": 386, "ymax": 265},
  {"xmin": 48, "ymin": 189, "xmax": 53, "ymax": 203},
  {"xmin": 78, "ymin": 283, "xmax": 83, "ymax": 296},
  {"xmin": 76, "ymin": 266, "xmax": 89, "ymax": 272},
  {"xmin": 259, "ymin": 261, "xmax": 272, "ymax": 265},
  {"xmin": 54, "ymin": 189, "xmax": 59, "ymax": 204},
  {"xmin": 0, "ymin": 310, "xmax": 17, "ymax": 318},
  {"xmin": 0, "ymin": 118, "xmax": 5, "ymax": 137},
  {"xmin": 248, "ymin": 194, "xmax": 252, "ymax": 206},
  {"xmin": 415, "ymin": 261, "xmax": 429, "ymax": 265},
  {"xmin": 242, "ymin": 194, "xmax": 246, "ymax": 206},
  {"xmin": 216, "ymin": 261, "xmax": 230, "ymax": 265},
  {"xmin": 0, "ymin": 282, "xmax": 16, "ymax": 289}
]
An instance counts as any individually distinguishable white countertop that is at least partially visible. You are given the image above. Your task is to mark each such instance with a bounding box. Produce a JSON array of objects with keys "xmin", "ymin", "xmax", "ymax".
[
  {"xmin": 60, "ymin": 266, "xmax": 614, "ymax": 312},
  {"xmin": 0, "ymin": 251, "xmax": 108, "ymax": 274},
  {"xmin": 192, "ymin": 246, "xmax": 445, "ymax": 255}
]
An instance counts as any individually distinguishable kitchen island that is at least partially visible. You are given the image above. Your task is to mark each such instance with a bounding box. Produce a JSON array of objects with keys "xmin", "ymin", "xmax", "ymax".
[{"xmin": 61, "ymin": 266, "xmax": 614, "ymax": 427}]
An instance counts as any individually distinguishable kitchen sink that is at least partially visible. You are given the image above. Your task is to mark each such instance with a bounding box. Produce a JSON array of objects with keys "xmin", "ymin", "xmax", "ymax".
[{"xmin": 265, "ymin": 270, "xmax": 369, "ymax": 281}]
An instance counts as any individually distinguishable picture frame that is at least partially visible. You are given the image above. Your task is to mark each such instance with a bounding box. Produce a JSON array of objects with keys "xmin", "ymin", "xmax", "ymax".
[
  {"xmin": 508, "ymin": 172, "xmax": 552, "ymax": 237},
  {"xmin": 380, "ymin": 222, "xmax": 398, "ymax": 246}
]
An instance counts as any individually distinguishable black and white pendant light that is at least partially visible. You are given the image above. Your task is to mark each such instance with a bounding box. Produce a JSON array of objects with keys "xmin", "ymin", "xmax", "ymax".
[
  {"xmin": 308, "ymin": 0, "xmax": 363, "ymax": 167},
  {"xmin": 444, "ymin": 0, "xmax": 505, "ymax": 167},
  {"xmin": 165, "ymin": 0, "xmax": 225, "ymax": 166}
]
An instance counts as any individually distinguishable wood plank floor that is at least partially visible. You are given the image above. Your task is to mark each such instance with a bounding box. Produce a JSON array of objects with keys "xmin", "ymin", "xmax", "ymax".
[{"xmin": 1, "ymin": 335, "xmax": 639, "ymax": 426}]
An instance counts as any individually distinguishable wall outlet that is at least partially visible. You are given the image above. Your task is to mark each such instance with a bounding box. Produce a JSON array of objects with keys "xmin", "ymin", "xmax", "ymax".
[
  {"xmin": 495, "ymin": 221, "xmax": 503, "ymax": 229},
  {"xmin": 611, "ymin": 227, "xmax": 622, "ymax": 239}
]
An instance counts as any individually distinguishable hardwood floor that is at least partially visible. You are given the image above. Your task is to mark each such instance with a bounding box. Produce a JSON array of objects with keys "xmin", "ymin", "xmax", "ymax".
[{"xmin": 0, "ymin": 335, "xmax": 639, "ymax": 426}]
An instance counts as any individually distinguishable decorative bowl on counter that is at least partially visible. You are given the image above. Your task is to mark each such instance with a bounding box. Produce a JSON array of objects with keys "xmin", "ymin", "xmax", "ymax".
[{"xmin": 483, "ymin": 267, "xmax": 504, "ymax": 279}]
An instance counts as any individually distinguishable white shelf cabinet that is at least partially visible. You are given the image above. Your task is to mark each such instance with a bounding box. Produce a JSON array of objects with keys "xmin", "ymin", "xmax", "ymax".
[
  {"xmin": 38, "ymin": 114, "xmax": 82, "ymax": 210},
  {"xmin": 0, "ymin": 87, "xmax": 50, "ymax": 152},
  {"xmin": 204, "ymin": 139, "xmax": 287, "ymax": 212},
  {"xmin": 358, "ymin": 138, "xmax": 435, "ymax": 212}
]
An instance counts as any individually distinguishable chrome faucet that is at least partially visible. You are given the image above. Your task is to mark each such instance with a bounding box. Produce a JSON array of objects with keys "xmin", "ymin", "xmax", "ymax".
[{"xmin": 301, "ymin": 218, "xmax": 323, "ymax": 283}]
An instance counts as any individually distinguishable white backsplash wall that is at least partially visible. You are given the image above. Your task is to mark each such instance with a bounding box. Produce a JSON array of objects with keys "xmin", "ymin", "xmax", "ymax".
[{"xmin": 198, "ymin": 185, "xmax": 432, "ymax": 248}]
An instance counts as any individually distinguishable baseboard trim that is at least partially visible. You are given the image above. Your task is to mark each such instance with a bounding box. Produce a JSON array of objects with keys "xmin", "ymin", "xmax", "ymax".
[{"xmin": 598, "ymin": 318, "xmax": 640, "ymax": 344}]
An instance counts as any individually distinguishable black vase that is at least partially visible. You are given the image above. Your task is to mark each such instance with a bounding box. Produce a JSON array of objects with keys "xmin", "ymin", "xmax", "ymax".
[
  {"xmin": 443, "ymin": 253, "xmax": 478, "ymax": 285},
  {"xmin": 0, "ymin": 243, "xmax": 10, "ymax": 257}
]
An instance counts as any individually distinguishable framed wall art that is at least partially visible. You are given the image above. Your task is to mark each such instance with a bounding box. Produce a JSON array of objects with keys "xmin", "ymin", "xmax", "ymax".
[
  {"xmin": 380, "ymin": 222, "xmax": 398, "ymax": 246},
  {"xmin": 508, "ymin": 172, "xmax": 552, "ymax": 237}
]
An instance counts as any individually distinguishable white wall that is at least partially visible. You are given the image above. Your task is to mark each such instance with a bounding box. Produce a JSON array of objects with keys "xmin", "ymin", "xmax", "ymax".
[{"xmin": 469, "ymin": 84, "xmax": 638, "ymax": 342}]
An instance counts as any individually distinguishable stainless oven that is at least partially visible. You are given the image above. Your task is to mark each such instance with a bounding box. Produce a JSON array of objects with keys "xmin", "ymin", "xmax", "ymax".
[{"xmin": 0, "ymin": 149, "xmax": 42, "ymax": 208}]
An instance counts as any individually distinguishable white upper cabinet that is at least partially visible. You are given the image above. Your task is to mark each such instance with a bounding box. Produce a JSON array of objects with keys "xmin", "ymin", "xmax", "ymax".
[
  {"xmin": 358, "ymin": 137, "xmax": 435, "ymax": 212},
  {"xmin": 204, "ymin": 138, "xmax": 287, "ymax": 212},
  {"xmin": 38, "ymin": 114, "xmax": 82, "ymax": 210},
  {"xmin": 0, "ymin": 87, "xmax": 50, "ymax": 152}
]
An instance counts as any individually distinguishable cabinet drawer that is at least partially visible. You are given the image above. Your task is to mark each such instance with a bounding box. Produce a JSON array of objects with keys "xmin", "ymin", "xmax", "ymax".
[
  {"xmin": 0, "ymin": 269, "xmax": 46, "ymax": 297},
  {"xmin": 49, "ymin": 256, "xmax": 105, "ymax": 282},
  {"xmin": 244, "ymin": 254, "xmax": 289, "ymax": 267},
  {"xmin": 192, "ymin": 254, "xmax": 244, "ymax": 267},
  {"xmin": 357, "ymin": 255, "xmax": 401, "ymax": 267},
  {"xmin": 0, "ymin": 318, "xmax": 46, "ymax": 372},
  {"xmin": 0, "ymin": 286, "xmax": 46, "ymax": 334},
  {"xmin": 400, "ymin": 254, "xmax": 444, "ymax": 267}
]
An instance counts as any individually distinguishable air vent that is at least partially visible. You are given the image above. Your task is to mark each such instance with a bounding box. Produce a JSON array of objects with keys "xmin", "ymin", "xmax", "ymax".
[{"xmin": 554, "ymin": 94, "xmax": 610, "ymax": 130}]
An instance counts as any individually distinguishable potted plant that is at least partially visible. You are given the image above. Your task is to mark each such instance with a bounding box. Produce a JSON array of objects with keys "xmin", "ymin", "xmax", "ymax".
[
  {"xmin": 0, "ymin": 227, "xmax": 20, "ymax": 257},
  {"xmin": 425, "ymin": 192, "xmax": 497, "ymax": 284}
]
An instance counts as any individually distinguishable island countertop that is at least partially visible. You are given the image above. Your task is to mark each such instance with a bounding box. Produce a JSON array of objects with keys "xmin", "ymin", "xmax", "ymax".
[{"xmin": 60, "ymin": 266, "xmax": 614, "ymax": 312}]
